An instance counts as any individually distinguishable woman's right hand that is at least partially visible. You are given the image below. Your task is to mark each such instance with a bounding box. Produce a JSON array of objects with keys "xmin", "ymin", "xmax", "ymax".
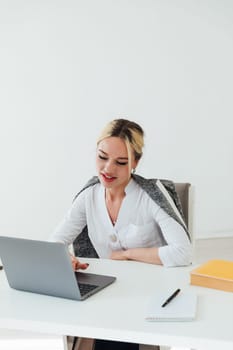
[{"xmin": 70, "ymin": 254, "xmax": 89, "ymax": 271}]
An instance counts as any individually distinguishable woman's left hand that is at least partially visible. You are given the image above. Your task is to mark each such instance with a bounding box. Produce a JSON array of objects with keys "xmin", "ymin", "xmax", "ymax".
[{"xmin": 110, "ymin": 247, "xmax": 163, "ymax": 265}]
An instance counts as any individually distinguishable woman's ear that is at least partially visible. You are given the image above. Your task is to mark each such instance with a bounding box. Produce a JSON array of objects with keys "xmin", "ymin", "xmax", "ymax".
[{"xmin": 132, "ymin": 159, "xmax": 139, "ymax": 172}]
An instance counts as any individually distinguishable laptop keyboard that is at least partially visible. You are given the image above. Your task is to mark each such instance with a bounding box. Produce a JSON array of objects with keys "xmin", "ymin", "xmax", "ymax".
[{"xmin": 78, "ymin": 282, "xmax": 98, "ymax": 296}]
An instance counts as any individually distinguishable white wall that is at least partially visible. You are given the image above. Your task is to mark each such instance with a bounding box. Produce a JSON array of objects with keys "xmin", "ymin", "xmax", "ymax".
[{"xmin": 0, "ymin": 0, "xmax": 232, "ymax": 241}]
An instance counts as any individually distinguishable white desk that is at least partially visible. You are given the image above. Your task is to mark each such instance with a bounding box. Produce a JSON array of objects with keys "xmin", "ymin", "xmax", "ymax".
[
  {"xmin": 0, "ymin": 329, "xmax": 66, "ymax": 350},
  {"xmin": 0, "ymin": 258, "xmax": 233, "ymax": 350}
]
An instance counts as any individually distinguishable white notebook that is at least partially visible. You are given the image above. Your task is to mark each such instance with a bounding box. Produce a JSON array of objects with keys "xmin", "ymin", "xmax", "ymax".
[{"xmin": 145, "ymin": 290, "xmax": 197, "ymax": 322}]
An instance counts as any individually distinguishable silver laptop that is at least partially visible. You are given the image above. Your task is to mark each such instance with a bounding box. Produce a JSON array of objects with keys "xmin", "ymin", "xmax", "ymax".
[{"xmin": 0, "ymin": 236, "xmax": 116, "ymax": 301}]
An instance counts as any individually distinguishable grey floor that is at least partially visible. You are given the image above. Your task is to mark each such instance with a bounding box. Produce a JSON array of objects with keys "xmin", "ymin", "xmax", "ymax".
[{"xmin": 193, "ymin": 236, "xmax": 233, "ymax": 263}]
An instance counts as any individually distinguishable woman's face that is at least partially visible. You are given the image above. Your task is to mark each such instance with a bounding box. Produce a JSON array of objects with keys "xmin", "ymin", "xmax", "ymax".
[{"xmin": 96, "ymin": 137, "xmax": 137, "ymax": 191}]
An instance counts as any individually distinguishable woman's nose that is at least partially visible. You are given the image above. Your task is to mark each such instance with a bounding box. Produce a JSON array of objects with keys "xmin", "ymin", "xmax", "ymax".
[{"xmin": 104, "ymin": 160, "xmax": 115, "ymax": 173}]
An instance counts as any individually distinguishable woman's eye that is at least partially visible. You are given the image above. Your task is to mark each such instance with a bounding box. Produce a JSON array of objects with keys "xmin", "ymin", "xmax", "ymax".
[
  {"xmin": 116, "ymin": 161, "xmax": 128, "ymax": 166},
  {"xmin": 98, "ymin": 154, "xmax": 127, "ymax": 165},
  {"xmin": 98, "ymin": 155, "xmax": 108, "ymax": 161}
]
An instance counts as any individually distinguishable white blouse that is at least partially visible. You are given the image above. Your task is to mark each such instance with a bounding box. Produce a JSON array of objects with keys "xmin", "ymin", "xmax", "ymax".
[{"xmin": 50, "ymin": 179, "xmax": 192, "ymax": 267}]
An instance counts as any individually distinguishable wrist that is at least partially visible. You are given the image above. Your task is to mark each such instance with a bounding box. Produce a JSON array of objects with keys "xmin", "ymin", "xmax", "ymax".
[{"xmin": 124, "ymin": 249, "xmax": 130, "ymax": 260}]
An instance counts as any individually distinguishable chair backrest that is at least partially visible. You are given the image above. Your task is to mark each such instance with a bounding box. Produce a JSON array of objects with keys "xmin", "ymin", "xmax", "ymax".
[{"xmin": 174, "ymin": 182, "xmax": 191, "ymax": 229}]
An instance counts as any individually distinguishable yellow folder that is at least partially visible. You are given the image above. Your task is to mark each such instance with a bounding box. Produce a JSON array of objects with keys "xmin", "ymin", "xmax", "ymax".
[{"xmin": 190, "ymin": 259, "xmax": 233, "ymax": 292}]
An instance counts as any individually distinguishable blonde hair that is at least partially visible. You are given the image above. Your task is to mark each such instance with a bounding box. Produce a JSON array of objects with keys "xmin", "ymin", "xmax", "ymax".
[{"xmin": 97, "ymin": 119, "xmax": 144, "ymax": 172}]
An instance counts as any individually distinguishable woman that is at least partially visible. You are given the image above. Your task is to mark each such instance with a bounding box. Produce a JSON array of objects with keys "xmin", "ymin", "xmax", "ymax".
[
  {"xmin": 51, "ymin": 118, "xmax": 192, "ymax": 350},
  {"xmin": 51, "ymin": 118, "xmax": 191, "ymax": 269}
]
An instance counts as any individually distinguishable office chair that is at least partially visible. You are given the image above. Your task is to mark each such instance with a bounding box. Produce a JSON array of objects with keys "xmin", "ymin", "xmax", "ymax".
[
  {"xmin": 174, "ymin": 182, "xmax": 191, "ymax": 229},
  {"xmin": 71, "ymin": 182, "xmax": 192, "ymax": 350}
]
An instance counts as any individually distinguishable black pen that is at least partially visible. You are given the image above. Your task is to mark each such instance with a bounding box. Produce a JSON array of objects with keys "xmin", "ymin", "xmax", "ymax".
[{"xmin": 161, "ymin": 288, "xmax": 181, "ymax": 307}]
